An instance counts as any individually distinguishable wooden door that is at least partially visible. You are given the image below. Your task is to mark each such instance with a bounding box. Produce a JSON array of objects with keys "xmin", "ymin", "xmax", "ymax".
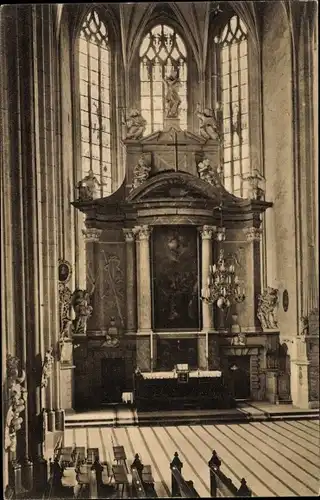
[
  {"xmin": 101, "ymin": 359, "xmax": 126, "ymax": 404},
  {"xmin": 228, "ymin": 356, "xmax": 251, "ymax": 400}
]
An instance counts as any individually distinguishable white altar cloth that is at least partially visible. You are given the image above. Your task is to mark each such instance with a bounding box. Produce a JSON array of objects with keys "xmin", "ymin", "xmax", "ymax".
[{"xmin": 140, "ymin": 370, "xmax": 222, "ymax": 380}]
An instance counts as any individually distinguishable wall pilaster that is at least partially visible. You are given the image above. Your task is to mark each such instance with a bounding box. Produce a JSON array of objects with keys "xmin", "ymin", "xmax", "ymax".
[{"xmin": 123, "ymin": 229, "xmax": 137, "ymax": 333}]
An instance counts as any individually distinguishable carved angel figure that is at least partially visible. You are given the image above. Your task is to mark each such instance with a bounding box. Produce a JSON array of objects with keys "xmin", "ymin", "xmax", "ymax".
[
  {"xmin": 257, "ymin": 287, "xmax": 279, "ymax": 330},
  {"xmin": 196, "ymin": 104, "xmax": 220, "ymax": 140},
  {"xmin": 131, "ymin": 156, "xmax": 151, "ymax": 190},
  {"xmin": 244, "ymin": 172, "xmax": 265, "ymax": 200},
  {"xmin": 71, "ymin": 286, "xmax": 95, "ymax": 335},
  {"xmin": 163, "ymin": 69, "xmax": 182, "ymax": 118},
  {"xmin": 197, "ymin": 158, "xmax": 222, "ymax": 187},
  {"xmin": 77, "ymin": 170, "xmax": 100, "ymax": 201},
  {"xmin": 123, "ymin": 109, "xmax": 147, "ymax": 140}
]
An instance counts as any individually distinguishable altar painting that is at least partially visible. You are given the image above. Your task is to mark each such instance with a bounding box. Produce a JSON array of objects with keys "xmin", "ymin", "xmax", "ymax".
[{"xmin": 152, "ymin": 226, "xmax": 200, "ymax": 330}]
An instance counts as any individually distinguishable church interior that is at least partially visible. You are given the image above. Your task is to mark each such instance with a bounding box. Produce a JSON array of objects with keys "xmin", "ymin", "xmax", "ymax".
[{"xmin": 1, "ymin": 2, "xmax": 319, "ymax": 498}]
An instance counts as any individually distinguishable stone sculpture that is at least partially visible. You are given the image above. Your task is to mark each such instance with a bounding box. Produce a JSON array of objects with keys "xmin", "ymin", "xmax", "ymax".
[
  {"xmin": 197, "ymin": 158, "xmax": 222, "ymax": 187},
  {"xmin": 71, "ymin": 285, "xmax": 95, "ymax": 335},
  {"xmin": 257, "ymin": 287, "xmax": 279, "ymax": 330},
  {"xmin": 123, "ymin": 109, "xmax": 147, "ymax": 140},
  {"xmin": 131, "ymin": 156, "xmax": 151, "ymax": 190},
  {"xmin": 5, "ymin": 355, "xmax": 27, "ymax": 452},
  {"xmin": 41, "ymin": 347, "xmax": 54, "ymax": 388},
  {"xmin": 101, "ymin": 316, "xmax": 120, "ymax": 348},
  {"xmin": 196, "ymin": 104, "xmax": 220, "ymax": 140},
  {"xmin": 77, "ymin": 170, "xmax": 100, "ymax": 201},
  {"xmin": 163, "ymin": 69, "xmax": 182, "ymax": 118}
]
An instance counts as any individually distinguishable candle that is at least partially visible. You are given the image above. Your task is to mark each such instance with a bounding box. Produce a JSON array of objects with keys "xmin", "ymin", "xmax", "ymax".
[
  {"xmin": 207, "ymin": 277, "xmax": 211, "ymax": 285},
  {"xmin": 213, "ymin": 264, "xmax": 216, "ymax": 273}
]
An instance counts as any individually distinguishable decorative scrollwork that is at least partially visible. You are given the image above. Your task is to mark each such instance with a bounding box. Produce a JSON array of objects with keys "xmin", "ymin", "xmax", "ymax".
[
  {"xmin": 257, "ymin": 287, "xmax": 279, "ymax": 330},
  {"xmin": 5, "ymin": 355, "xmax": 27, "ymax": 452},
  {"xmin": 41, "ymin": 348, "xmax": 54, "ymax": 388},
  {"xmin": 197, "ymin": 158, "xmax": 222, "ymax": 187}
]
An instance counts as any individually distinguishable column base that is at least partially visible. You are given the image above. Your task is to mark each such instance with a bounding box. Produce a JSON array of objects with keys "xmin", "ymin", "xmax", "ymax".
[
  {"xmin": 32, "ymin": 457, "xmax": 48, "ymax": 494},
  {"xmin": 20, "ymin": 458, "xmax": 33, "ymax": 493}
]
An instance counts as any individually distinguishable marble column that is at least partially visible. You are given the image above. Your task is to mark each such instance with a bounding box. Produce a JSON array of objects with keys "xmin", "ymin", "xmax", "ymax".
[
  {"xmin": 135, "ymin": 225, "xmax": 152, "ymax": 332},
  {"xmin": 241, "ymin": 227, "xmax": 263, "ymax": 330},
  {"xmin": 123, "ymin": 229, "xmax": 137, "ymax": 333},
  {"xmin": 134, "ymin": 225, "xmax": 153, "ymax": 372},
  {"xmin": 82, "ymin": 227, "xmax": 103, "ymax": 332},
  {"xmin": 199, "ymin": 225, "xmax": 215, "ymax": 331}
]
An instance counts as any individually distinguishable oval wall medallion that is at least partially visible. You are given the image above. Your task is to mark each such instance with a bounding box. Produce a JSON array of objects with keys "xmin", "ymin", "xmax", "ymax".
[
  {"xmin": 282, "ymin": 289, "xmax": 289, "ymax": 312},
  {"xmin": 58, "ymin": 259, "xmax": 72, "ymax": 284}
]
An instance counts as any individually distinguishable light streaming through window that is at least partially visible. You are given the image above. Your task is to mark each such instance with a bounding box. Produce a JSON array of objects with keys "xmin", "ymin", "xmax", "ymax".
[
  {"xmin": 140, "ymin": 24, "xmax": 187, "ymax": 135},
  {"xmin": 79, "ymin": 10, "xmax": 112, "ymax": 197},
  {"xmin": 219, "ymin": 16, "xmax": 249, "ymax": 198}
]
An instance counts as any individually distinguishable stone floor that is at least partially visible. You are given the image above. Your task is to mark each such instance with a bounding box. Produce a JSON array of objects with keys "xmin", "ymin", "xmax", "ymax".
[{"xmin": 63, "ymin": 419, "xmax": 320, "ymax": 497}]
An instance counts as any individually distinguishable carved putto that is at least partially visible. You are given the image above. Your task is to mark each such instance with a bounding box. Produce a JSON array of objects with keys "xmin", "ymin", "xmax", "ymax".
[
  {"xmin": 197, "ymin": 158, "xmax": 222, "ymax": 187},
  {"xmin": 41, "ymin": 348, "xmax": 54, "ymax": 388},
  {"xmin": 71, "ymin": 285, "xmax": 95, "ymax": 335},
  {"xmin": 257, "ymin": 287, "xmax": 279, "ymax": 330},
  {"xmin": 131, "ymin": 155, "xmax": 151, "ymax": 191},
  {"xmin": 5, "ymin": 355, "xmax": 27, "ymax": 452},
  {"xmin": 123, "ymin": 109, "xmax": 147, "ymax": 140},
  {"xmin": 164, "ymin": 69, "xmax": 182, "ymax": 118},
  {"xmin": 196, "ymin": 104, "xmax": 220, "ymax": 140},
  {"xmin": 77, "ymin": 170, "xmax": 100, "ymax": 201}
]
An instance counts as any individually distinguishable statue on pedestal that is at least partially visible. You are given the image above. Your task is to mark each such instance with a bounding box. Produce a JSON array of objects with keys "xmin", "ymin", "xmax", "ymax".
[
  {"xmin": 71, "ymin": 284, "xmax": 95, "ymax": 335},
  {"xmin": 196, "ymin": 104, "xmax": 220, "ymax": 140},
  {"xmin": 101, "ymin": 316, "xmax": 120, "ymax": 347},
  {"xmin": 163, "ymin": 69, "xmax": 182, "ymax": 118},
  {"xmin": 131, "ymin": 156, "xmax": 151, "ymax": 191},
  {"xmin": 77, "ymin": 170, "xmax": 100, "ymax": 201},
  {"xmin": 41, "ymin": 347, "xmax": 54, "ymax": 388},
  {"xmin": 123, "ymin": 109, "xmax": 147, "ymax": 140},
  {"xmin": 257, "ymin": 287, "xmax": 279, "ymax": 330}
]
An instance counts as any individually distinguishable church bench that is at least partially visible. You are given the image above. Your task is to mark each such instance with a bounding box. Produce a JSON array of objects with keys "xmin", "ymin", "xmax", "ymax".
[
  {"xmin": 208, "ymin": 451, "xmax": 252, "ymax": 497},
  {"xmin": 170, "ymin": 452, "xmax": 200, "ymax": 498}
]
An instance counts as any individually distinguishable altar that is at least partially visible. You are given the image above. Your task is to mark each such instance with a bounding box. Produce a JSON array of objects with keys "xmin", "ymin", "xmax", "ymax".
[
  {"xmin": 72, "ymin": 108, "xmax": 282, "ymax": 411},
  {"xmin": 133, "ymin": 369, "xmax": 235, "ymax": 411}
]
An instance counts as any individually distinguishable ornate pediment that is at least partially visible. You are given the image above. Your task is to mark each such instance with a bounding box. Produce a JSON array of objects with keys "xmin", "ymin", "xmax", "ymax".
[{"xmin": 127, "ymin": 171, "xmax": 227, "ymax": 204}]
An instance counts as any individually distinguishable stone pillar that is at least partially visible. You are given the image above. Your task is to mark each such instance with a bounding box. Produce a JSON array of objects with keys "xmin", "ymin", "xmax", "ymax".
[
  {"xmin": 291, "ymin": 337, "xmax": 310, "ymax": 408},
  {"xmin": 82, "ymin": 227, "xmax": 102, "ymax": 332},
  {"xmin": 240, "ymin": 227, "xmax": 263, "ymax": 330},
  {"xmin": 135, "ymin": 225, "xmax": 152, "ymax": 332},
  {"xmin": 199, "ymin": 226, "xmax": 215, "ymax": 331},
  {"xmin": 123, "ymin": 229, "xmax": 137, "ymax": 333},
  {"xmin": 134, "ymin": 225, "xmax": 153, "ymax": 371}
]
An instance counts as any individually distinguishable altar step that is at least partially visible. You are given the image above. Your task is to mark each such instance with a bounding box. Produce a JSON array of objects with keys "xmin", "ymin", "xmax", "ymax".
[{"xmin": 65, "ymin": 404, "xmax": 319, "ymax": 428}]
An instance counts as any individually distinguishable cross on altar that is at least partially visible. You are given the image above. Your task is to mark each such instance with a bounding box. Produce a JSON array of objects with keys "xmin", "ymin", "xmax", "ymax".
[{"xmin": 168, "ymin": 128, "xmax": 187, "ymax": 172}]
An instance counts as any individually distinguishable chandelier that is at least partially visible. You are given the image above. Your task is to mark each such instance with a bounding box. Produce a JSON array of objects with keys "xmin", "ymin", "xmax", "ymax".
[{"xmin": 201, "ymin": 248, "xmax": 245, "ymax": 309}]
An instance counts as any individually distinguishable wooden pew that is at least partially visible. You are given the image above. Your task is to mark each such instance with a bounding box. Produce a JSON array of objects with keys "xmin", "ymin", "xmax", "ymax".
[
  {"xmin": 130, "ymin": 454, "xmax": 158, "ymax": 498},
  {"xmin": 208, "ymin": 451, "xmax": 252, "ymax": 497},
  {"xmin": 170, "ymin": 452, "xmax": 200, "ymax": 498}
]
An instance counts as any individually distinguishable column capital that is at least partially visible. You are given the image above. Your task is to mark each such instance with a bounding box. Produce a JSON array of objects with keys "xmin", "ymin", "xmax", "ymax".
[
  {"xmin": 82, "ymin": 227, "xmax": 103, "ymax": 242},
  {"xmin": 198, "ymin": 225, "xmax": 216, "ymax": 240},
  {"xmin": 244, "ymin": 227, "xmax": 262, "ymax": 242},
  {"xmin": 133, "ymin": 225, "xmax": 152, "ymax": 241},
  {"xmin": 123, "ymin": 228, "xmax": 135, "ymax": 243}
]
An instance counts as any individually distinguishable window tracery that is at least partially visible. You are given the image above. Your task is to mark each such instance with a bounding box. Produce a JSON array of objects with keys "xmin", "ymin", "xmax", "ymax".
[
  {"xmin": 139, "ymin": 24, "xmax": 187, "ymax": 135},
  {"xmin": 79, "ymin": 10, "xmax": 112, "ymax": 197},
  {"xmin": 218, "ymin": 15, "xmax": 249, "ymax": 197}
]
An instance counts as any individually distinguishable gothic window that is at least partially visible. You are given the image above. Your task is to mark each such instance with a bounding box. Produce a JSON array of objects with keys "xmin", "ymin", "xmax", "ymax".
[
  {"xmin": 218, "ymin": 16, "xmax": 249, "ymax": 197},
  {"xmin": 78, "ymin": 10, "xmax": 112, "ymax": 197},
  {"xmin": 139, "ymin": 24, "xmax": 187, "ymax": 135}
]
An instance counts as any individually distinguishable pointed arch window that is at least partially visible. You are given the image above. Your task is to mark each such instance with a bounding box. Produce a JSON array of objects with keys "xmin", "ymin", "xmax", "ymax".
[
  {"xmin": 78, "ymin": 10, "xmax": 112, "ymax": 197},
  {"xmin": 139, "ymin": 24, "xmax": 187, "ymax": 135},
  {"xmin": 218, "ymin": 16, "xmax": 249, "ymax": 197}
]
